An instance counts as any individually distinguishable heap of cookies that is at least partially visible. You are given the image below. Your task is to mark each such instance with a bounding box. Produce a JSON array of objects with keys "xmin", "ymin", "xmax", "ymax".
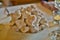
[{"xmin": 5, "ymin": 5, "xmax": 47, "ymax": 33}]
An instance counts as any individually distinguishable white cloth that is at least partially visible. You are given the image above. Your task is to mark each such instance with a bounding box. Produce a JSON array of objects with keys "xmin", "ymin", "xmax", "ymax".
[{"xmin": 51, "ymin": 35, "xmax": 56, "ymax": 40}]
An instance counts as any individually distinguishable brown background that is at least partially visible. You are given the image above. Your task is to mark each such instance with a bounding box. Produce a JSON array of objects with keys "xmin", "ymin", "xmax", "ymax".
[{"xmin": 11, "ymin": 0, "xmax": 41, "ymax": 5}]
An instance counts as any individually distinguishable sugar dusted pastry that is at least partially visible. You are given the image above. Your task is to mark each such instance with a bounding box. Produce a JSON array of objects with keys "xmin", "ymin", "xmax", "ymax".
[
  {"xmin": 20, "ymin": 7, "xmax": 25, "ymax": 12},
  {"xmin": 11, "ymin": 25, "xmax": 18, "ymax": 31},
  {"xmin": 31, "ymin": 5, "xmax": 36, "ymax": 9},
  {"xmin": 32, "ymin": 15, "xmax": 41, "ymax": 27},
  {"xmin": 25, "ymin": 15, "xmax": 35, "ymax": 26},
  {"xmin": 20, "ymin": 26, "xmax": 29, "ymax": 33},
  {"xmin": 26, "ymin": 7, "xmax": 32, "ymax": 12},
  {"xmin": 39, "ymin": 25, "xmax": 44, "ymax": 30},
  {"xmin": 40, "ymin": 18, "xmax": 46, "ymax": 25},
  {"xmin": 8, "ymin": 20, "xmax": 15, "ymax": 26},
  {"xmin": 25, "ymin": 11, "xmax": 31, "ymax": 15},
  {"xmin": 31, "ymin": 11, "xmax": 38, "ymax": 16},
  {"xmin": 15, "ymin": 20, "xmax": 26, "ymax": 29},
  {"xmin": 10, "ymin": 11, "xmax": 21, "ymax": 21},
  {"xmin": 15, "ymin": 10, "xmax": 22, "ymax": 19},
  {"xmin": 21, "ymin": 11, "xmax": 30, "ymax": 18},
  {"xmin": 29, "ymin": 26, "xmax": 39, "ymax": 33},
  {"xmin": 10, "ymin": 13, "xmax": 17, "ymax": 21},
  {"xmin": 54, "ymin": 15, "xmax": 60, "ymax": 20},
  {"xmin": 1, "ymin": 5, "xmax": 48, "ymax": 33}
]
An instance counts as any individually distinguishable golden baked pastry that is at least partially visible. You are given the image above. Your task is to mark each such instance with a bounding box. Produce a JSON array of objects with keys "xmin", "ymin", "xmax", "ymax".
[
  {"xmin": 26, "ymin": 7, "xmax": 32, "ymax": 12},
  {"xmin": 10, "ymin": 11, "xmax": 21, "ymax": 21},
  {"xmin": 1, "ymin": 5, "xmax": 48, "ymax": 33},
  {"xmin": 31, "ymin": 11, "xmax": 38, "ymax": 16},
  {"xmin": 54, "ymin": 15, "xmax": 60, "ymax": 20},
  {"xmin": 20, "ymin": 26, "xmax": 29, "ymax": 33},
  {"xmin": 40, "ymin": 18, "xmax": 46, "ymax": 25},
  {"xmin": 25, "ymin": 15, "xmax": 35, "ymax": 26},
  {"xmin": 15, "ymin": 20, "xmax": 26, "ymax": 29}
]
